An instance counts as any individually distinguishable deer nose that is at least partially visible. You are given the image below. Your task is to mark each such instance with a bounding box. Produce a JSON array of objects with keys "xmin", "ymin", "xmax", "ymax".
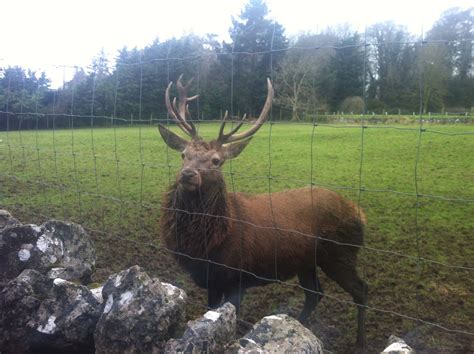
[{"xmin": 181, "ymin": 168, "xmax": 197, "ymax": 180}]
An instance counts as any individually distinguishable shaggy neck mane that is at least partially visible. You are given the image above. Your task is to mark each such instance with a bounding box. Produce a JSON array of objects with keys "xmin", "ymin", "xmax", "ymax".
[{"xmin": 162, "ymin": 180, "xmax": 230, "ymax": 257}]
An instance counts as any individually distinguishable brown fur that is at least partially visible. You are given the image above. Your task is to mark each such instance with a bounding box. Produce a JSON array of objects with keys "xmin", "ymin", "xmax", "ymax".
[{"xmin": 159, "ymin": 137, "xmax": 368, "ymax": 349}]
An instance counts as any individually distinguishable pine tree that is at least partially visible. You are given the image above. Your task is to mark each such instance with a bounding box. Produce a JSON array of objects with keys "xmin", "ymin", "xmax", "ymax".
[{"xmin": 222, "ymin": 0, "xmax": 287, "ymax": 116}]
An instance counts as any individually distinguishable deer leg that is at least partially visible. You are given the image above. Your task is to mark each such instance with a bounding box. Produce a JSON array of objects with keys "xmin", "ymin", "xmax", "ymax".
[
  {"xmin": 320, "ymin": 260, "xmax": 368, "ymax": 351},
  {"xmin": 207, "ymin": 285, "xmax": 224, "ymax": 309},
  {"xmin": 297, "ymin": 268, "xmax": 324, "ymax": 323},
  {"xmin": 223, "ymin": 286, "xmax": 246, "ymax": 315}
]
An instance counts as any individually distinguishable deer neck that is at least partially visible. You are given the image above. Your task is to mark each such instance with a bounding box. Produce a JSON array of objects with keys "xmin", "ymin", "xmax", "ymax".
[
  {"xmin": 163, "ymin": 180, "xmax": 230, "ymax": 253},
  {"xmin": 173, "ymin": 181, "xmax": 228, "ymax": 214}
]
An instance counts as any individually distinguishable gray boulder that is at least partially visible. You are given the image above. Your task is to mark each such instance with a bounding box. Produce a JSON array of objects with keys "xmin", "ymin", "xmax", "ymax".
[
  {"xmin": 94, "ymin": 265, "xmax": 187, "ymax": 354},
  {"xmin": 0, "ymin": 269, "xmax": 51, "ymax": 353},
  {"xmin": 27, "ymin": 278, "xmax": 101, "ymax": 353},
  {"xmin": 0, "ymin": 219, "xmax": 96, "ymax": 284},
  {"xmin": 165, "ymin": 302, "xmax": 236, "ymax": 353},
  {"xmin": 233, "ymin": 314, "xmax": 324, "ymax": 353},
  {"xmin": 0, "ymin": 269, "xmax": 101, "ymax": 353}
]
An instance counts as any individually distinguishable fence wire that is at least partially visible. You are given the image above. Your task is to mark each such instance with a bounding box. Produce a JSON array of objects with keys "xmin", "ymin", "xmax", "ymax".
[{"xmin": 1, "ymin": 37, "xmax": 473, "ymax": 351}]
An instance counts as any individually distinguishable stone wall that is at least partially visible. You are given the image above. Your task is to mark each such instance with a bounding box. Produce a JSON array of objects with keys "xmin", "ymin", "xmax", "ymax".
[{"xmin": 0, "ymin": 210, "xmax": 412, "ymax": 353}]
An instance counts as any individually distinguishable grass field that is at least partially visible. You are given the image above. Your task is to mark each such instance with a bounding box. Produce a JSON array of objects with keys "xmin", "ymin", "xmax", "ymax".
[{"xmin": 1, "ymin": 121, "xmax": 473, "ymax": 352}]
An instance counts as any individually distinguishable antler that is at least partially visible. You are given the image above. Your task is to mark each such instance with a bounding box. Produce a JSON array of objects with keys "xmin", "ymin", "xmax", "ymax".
[
  {"xmin": 217, "ymin": 78, "xmax": 274, "ymax": 144},
  {"xmin": 165, "ymin": 74, "xmax": 199, "ymax": 138}
]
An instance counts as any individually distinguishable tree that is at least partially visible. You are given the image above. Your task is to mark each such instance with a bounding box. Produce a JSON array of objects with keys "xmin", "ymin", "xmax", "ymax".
[
  {"xmin": 0, "ymin": 67, "xmax": 50, "ymax": 113},
  {"xmin": 420, "ymin": 42, "xmax": 451, "ymax": 113},
  {"xmin": 223, "ymin": 0, "xmax": 288, "ymax": 116},
  {"xmin": 427, "ymin": 7, "xmax": 473, "ymax": 79},
  {"xmin": 276, "ymin": 33, "xmax": 337, "ymax": 120},
  {"xmin": 367, "ymin": 22, "xmax": 418, "ymax": 112},
  {"xmin": 317, "ymin": 28, "xmax": 365, "ymax": 111},
  {"xmin": 427, "ymin": 7, "xmax": 474, "ymax": 110},
  {"xmin": 0, "ymin": 66, "xmax": 51, "ymax": 130},
  {"xmin": 276, "ymin": 48, "xmax": 312, "ymax": 120},
  {"xmin": 89, "ymin": 49, "xmax": 114, "ymax": 119}
]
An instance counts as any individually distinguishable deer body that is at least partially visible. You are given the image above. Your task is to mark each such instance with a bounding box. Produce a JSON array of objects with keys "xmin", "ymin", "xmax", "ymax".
[
  {"xmin": 158, "ymin": 76, "xmax": 367, "ymax": 349},
  {"xmin": 162, "ymin": 186, "xmax": 365, "ymax": 284}
]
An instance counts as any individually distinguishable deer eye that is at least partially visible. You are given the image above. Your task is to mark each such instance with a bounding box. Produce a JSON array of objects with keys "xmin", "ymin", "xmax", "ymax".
[{"xmin": 212, "ymin": 157, "xmax": 221, "ymax": 166}]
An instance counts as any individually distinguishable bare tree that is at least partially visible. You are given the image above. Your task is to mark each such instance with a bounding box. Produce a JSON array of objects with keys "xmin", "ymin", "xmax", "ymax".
[
  {"xmin": 421, "ymin": 42, "xmax": 451, "ymax": 113},
  {"xmin": 275, "ymin": 33, "xmax": 336, "ymax": 120}
]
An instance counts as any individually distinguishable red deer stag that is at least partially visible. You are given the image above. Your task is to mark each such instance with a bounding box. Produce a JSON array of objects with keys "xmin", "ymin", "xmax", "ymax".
[{"xmin": 159, "ymin": 75, "xmax": 368, "ymax": 349}]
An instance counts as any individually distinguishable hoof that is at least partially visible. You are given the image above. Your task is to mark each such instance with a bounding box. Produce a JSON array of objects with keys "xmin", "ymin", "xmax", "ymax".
[{"xmin": 296, "ymin": 314, "xmax": 310, "ymax": 326}]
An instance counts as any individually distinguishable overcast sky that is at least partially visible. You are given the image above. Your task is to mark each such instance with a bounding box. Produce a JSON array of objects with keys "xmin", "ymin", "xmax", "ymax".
[{"xmin": 1, "ymin": 0, "xmax": 472, "ymax": 87}]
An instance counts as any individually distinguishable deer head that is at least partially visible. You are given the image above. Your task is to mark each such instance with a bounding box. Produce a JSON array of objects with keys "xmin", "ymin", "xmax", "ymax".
[{"xmin": 158, "ymin": 75, "xmax": 274, "ymax": 192}]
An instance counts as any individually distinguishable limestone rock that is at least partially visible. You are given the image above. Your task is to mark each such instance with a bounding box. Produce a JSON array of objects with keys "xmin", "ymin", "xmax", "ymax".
[
  {"xmin": 0, "ymin": 219, "xmax": 95, "ymax": 284},
  {"xmin": 27, "ymin": 278, "xmax": 101, "ymax": 353},
  {"xmin": 165, "ymin": 302, "xmax": 236, "ymax": 352},
  {"xmin": 94, "ymin": 265, "xmax": 187, "ymax": 354},
  {"xmin": 0, "ymin": 269, "xmax": 101, "ymax": 353},
  {"xmin": 0, "ymin": 269, "xmax": 51, "ymax": 353},
  {"xmin": 381, "ymin": 335, "xmax": 414, "ymax": 354},
  {"xmin": 233, "ymin": 314, "xmax": 324, "ymax": 353}
]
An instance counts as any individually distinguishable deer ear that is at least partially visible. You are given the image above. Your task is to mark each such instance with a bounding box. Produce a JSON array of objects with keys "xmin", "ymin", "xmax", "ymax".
[
  {"xmin": 223, "ymin": 138, "xmax": 252, "ymax": 160},
  {"xmin": 158, "ymin": 124, "xmax": 189, "ymax": 152}
]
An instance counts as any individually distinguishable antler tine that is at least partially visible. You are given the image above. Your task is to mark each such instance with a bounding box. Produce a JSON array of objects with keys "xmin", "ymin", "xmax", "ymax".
[
  {"xmin": 176, "ymin": 75, "xmax": 199, "ymax": 137},
  {"xmin": 164, "ymin": 76, "xmax": 198, "ymax": 138},
  {"xmin": 219, "ymin": 78, "xmax": 274, "ymax": 144},
  {"xmin": 177, "ymin": 74, "xmax": 199, "ymax": 102},
  {"xmin": 173, "ymin": 97, "xmax": 195, "ymax": 136},
  {"xmin": 218, "ymin": 112, "xmax": 247, "ymax": 144},
  {"xmin": 218, "ymin": 111, "xmax": 229, "ymax": 141},
  {"xmin": 165, "ymin": 82, "xmax": 189, "ymax": 133}
]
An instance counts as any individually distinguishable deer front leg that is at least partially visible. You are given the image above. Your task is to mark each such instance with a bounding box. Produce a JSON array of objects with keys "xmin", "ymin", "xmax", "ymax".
[
  {"xmin": 207, "ymin": 285, "xmax": 224, "ymax": 309},
  {"xmin": 223, "ymin": 286, "xmax": 246, "ymax": 314}
]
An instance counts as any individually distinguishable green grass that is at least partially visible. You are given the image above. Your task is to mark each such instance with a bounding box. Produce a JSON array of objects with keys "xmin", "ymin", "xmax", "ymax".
[{"xmin": 1, "ymin": 121, "xmax": 473, "ymax": 352}]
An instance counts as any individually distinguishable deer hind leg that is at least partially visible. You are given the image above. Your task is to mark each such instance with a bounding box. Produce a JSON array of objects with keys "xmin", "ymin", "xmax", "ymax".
[
  {"xmin": 319, "ymin": 260, "xmax": 368, "ymax": 350},
  {"xmin": 297, "ymin": 268, "xmax": 324, "ymax": 324}
]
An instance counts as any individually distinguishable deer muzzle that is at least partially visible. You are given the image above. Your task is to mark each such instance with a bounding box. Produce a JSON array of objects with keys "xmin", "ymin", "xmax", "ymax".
[{"xmin": 178, "ymin": 168, "xmax": 201, "ymax": 191}]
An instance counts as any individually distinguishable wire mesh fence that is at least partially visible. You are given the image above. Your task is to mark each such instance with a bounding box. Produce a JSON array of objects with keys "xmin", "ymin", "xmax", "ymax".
[{"xmin": 1, "ymin": 35, "xmax": 473, "ymax": 352}]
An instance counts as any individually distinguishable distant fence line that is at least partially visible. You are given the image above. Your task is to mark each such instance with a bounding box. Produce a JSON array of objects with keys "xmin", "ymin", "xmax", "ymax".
[{"xmin": 1, "ymin": 110, "xmax": 473, "ymax": 131}]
